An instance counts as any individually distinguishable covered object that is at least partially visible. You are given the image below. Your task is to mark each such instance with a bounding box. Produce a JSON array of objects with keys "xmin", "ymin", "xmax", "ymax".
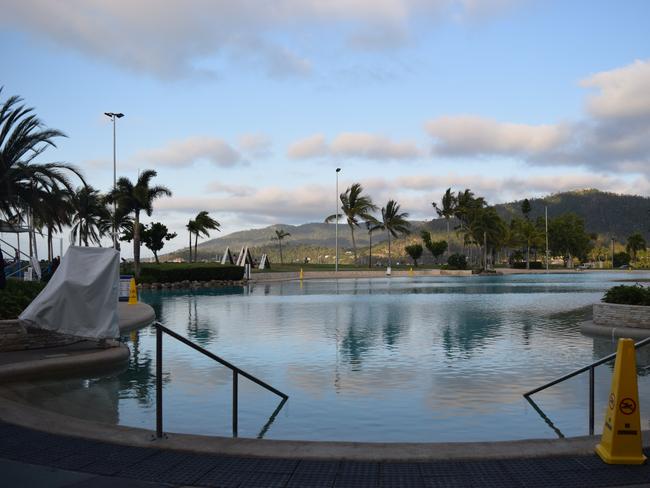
[{"xmin": 19, "ymin": 247, "xmax": 120, "ymax": 339}]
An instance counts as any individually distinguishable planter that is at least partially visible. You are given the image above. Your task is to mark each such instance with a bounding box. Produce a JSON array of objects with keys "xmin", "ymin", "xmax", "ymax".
[{"xmin": 593, "ymin": 302, "xmax": 650, "ymax": 329}]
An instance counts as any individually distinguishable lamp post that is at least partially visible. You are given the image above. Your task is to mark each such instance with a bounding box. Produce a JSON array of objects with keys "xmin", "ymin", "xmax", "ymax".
[
  {"xmin": 104, "ymin": 112, "xmax": 124, "ymax": 249},
  {"xmin": 335, "ymin": 168, "xmax": 341, "ymax": 272}
]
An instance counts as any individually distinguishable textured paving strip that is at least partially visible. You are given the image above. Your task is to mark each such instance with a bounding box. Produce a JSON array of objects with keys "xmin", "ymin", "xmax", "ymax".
[{"xmin": 1, "ymin": 421, "xmax": 650, "ymax": 487}]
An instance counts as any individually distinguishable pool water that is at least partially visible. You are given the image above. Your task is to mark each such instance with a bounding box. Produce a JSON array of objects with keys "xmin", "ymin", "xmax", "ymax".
[{"xmin": 9, "ymin": 272, "xmax": 650, "ymax": 442}]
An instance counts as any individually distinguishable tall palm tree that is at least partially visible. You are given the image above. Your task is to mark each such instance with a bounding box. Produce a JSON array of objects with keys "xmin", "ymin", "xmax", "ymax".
[
  {"xmin": 365, "ymin": 219, "xmax": 381, "ymax": 268},
  {"xmin": 69, "ymin": 185, "xmax": 109, "ymax": 246},
  {"xmin": 626, "ymin": 233, "xmax": 647, "ymax": 261},
  {"xmin": 468, "ymin": 207, "xmax": 507, "ymax": 269},
  {"xmin": 0, "ymin": 89, "xmax": 84, "ymax": 220},
  {"xmin": 193, "ymin": 211, "xmax": 220, "ymax": 262},
  {"xmin": 272, "ymin": 229, "xmax": 291, "ymax": 264},
  {"xmin": 376, "ymin": 200, "xmax": 411, "ymax": 267},
  {"xmin": 108, "ymin": 170, "xmax": 172, "ymax": 277},
  {"xmin": 32, "ymin": 186, "xmax": 72, "ymax": 260},
  {"xmin": 325, "ymin": 183, "xmax": 377, "ymax": 264},
  {"xmin": 432, "ymin": 188, "xmax": 457, "ymax": 250},
  {"xmin": 186, "ymin": 219, "xmax": 198, "ymax": 263}
]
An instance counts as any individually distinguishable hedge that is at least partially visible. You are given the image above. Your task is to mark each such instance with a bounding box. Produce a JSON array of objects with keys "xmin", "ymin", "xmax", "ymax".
[
  {"xmin": 512, "ymin": 261, "xmax": 544, "ymax": 269},
  {"xmin": 602, "ymin": 285, "xmax": 650, "ymax": 306},
  {"xmin": 137, "ymin": 265, "xmax": 245, "ymax": 284},
  {"xmin": 0, "ymin": 279, "xmax": 45, "ymax": 320}
]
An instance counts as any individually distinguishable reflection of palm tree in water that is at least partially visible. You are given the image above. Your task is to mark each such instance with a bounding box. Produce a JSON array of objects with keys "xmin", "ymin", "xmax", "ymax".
[
  {"xmin": 118, "ymin": 329, "xmax": 163, "ymax": 407},
  {"xmin": 440, "ymin": 307, "xmax": 504, "ymax": 359},
  {"xmin": 186, "ymin": 293, "xmax": 217, "ymax": 345}
]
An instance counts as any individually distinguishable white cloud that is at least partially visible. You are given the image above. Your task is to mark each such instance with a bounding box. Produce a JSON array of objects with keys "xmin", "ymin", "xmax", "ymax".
[
  {"xmin": 288, "ymin": 132, "xmax": 421, "ymax": 160},
  {"xmin": 1, "ymin": 0, "xmax": 522, "ymax": 79},
  {"xmin": 580, "ymin": 59, "xmax": 650, "ymax": 119},
  {"xmin": 237, "ymin": 133, "xmax": 272, "ymax": 158},
  {"xmin": 287, "ymin": 134, "xmax": 328, "ymax": 159},
  {"xmin": 135, "ymin": 136, "xmax": 243, "ymax": 168},
  {"xmin": 424, "ymin": 59, "xmax": 650, "ymax": 174},
  {"xmin": 425, "ymin": 116, "xmax": 568, "ymax": 158}
]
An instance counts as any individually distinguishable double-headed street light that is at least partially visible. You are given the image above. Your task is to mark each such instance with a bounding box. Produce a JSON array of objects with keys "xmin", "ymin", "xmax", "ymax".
[
  {"xmin": 335, "ymin": 168, "xmax": 341, "ymax": 272},
  {"xmin": 104, "ymin": 112, "xmax": 124, "ymax": 249}
]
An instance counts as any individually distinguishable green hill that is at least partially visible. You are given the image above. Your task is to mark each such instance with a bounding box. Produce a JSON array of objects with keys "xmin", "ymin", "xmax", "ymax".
[{"xmin": 163, "ymin": 189, "xmax": 650, "ymax": 264}]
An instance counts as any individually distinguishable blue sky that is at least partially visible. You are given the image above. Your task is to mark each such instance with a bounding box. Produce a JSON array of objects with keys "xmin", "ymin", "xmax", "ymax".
[{"xmin": 1, "ymin": 0, "xmax": 649, "ymax": 258}]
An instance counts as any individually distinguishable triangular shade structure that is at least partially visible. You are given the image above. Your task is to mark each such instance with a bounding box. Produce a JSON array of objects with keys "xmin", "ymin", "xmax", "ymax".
[{"xmin": 19, "ymin": 247, "xmax": 120, "ymax": 339}]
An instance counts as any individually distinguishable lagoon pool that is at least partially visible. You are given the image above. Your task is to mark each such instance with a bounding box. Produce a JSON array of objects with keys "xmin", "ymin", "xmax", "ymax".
[{"xmin": 9, "ymin": 272, "xmax": 650, "ymax": 442}]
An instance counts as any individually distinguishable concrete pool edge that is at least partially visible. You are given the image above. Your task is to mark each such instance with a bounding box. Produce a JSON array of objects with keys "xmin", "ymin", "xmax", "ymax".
[{"xmin": 0, "ymin": 390, "xmax": 644, "ymax": 462}]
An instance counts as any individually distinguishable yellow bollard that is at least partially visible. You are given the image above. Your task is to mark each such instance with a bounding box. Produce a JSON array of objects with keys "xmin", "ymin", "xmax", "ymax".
[
  {"xmin": 128, "ymin": 277, "xmax": 138, "ymax": 305},
  {"xmin": 408, "ymin": 267, "xmax": 414, "ymax": 276},
  {"xmin": 596, "ymin": 338, "xmax": 646, "ymax": 464},
  {"xmin": 299, "ymin": 268, "xmax": 304, "ymax": 280}
]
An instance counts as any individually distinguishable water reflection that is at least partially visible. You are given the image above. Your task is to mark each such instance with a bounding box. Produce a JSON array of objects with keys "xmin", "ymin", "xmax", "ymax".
[{"xmin": 9, "ymin": 272, "xmax": 650, "ymax": 442}]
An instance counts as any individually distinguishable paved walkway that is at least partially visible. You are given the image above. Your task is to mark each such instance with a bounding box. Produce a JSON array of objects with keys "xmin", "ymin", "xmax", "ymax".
[{"xmin": 1, "ymin": 421, "xmax": 649, "ymax": 487}]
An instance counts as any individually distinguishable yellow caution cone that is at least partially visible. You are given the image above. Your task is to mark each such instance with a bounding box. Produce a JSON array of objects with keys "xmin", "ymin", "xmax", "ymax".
[
  {"xmin": 128, "ymin": 277, "xmax": 138, "ymax": 305},
  {"xmin": 596, "ymin": 338, "xmax": 646, "ymax": 464},
  {"xmin": 299, "ymin": 268, "xmax": 304, "ymax": 280},
  {"xmin": 408, "ymin": 267, "xmax": 414, "ymax": 276}
]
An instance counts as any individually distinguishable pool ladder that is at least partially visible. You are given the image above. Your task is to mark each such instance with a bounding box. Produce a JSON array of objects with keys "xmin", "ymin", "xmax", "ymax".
[
  {"xmin": 152, "ymin": 321, "xmax": 288, "ymax": 439},
  {"xmin": 524, "ymin": 335, "xmax": 650, "ymax": 437}
]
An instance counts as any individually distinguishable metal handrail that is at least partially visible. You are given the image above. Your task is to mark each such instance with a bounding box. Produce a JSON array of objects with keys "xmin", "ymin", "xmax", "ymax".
[
  {"xmin": 152, "ymin": 321, "xmax": 288, "ymax": 439},
  {"xmin": 524, "ymin": 336, "xmax": 650, "ymax": 435}
]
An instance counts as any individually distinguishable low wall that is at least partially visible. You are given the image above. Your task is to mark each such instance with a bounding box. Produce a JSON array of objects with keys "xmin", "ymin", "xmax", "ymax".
[
  {"xmin": 593, "ymin": 302, "xmax": 650, "ymax": 329},
  {"xmin": 0, "ymin": 320, "xmax": 79, "ymax": 352}
]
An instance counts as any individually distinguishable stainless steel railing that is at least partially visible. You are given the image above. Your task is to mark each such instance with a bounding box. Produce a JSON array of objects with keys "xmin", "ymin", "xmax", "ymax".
[
  {"xmin": 524, "ymin": 336, "xmax": 650, "ymax": 436},
  {"xmin": 152, "ymin": 321, "xmax": 288, "ymax": 439}
]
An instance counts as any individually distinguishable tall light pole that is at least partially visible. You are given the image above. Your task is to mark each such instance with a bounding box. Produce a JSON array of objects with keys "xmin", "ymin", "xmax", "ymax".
[
  {"xmin": 545, "ymin": 206, "xmax": 549, "ymax": 272},
  {"xmin": 104, "ymin": 112, "xmax": 124, "ymax": 249},
  {"xmin": 335, "ymin": 168, "xmax": 341, "ymax": 272},
  {"xmin": 611, "ymin": 236, "xmax": 616, "ymax": 269}
]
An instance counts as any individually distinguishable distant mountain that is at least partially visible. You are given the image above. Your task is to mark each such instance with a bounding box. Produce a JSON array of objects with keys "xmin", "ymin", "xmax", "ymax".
[{"xmin": 163, "ymin": 189, "xmax": 650, "ymax": 262}]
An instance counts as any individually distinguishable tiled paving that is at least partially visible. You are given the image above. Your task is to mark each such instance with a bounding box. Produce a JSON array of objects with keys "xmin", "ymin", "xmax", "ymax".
[{"xmin": 1, "ymin": 421, "xmax": 650, "ymax": 487}]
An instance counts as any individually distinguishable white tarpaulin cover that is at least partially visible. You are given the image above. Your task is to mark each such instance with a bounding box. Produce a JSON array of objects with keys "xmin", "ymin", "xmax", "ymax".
[{"xmin": 19, "ymin": 246, "xmax": 120, "ymax": 339}]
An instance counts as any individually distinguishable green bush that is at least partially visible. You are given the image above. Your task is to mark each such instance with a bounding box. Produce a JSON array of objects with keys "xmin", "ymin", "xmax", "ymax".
[
  {"xmin": 613, "ymin": 252, "xmax": 631, "ymax": 268},
  {"xmin": 136, "ymin": 264, "xmax": 245, "ymax": 284},
  {"xmin": 602, "ymin": 285, "xmax": 650, "ymax": 306},
  {"xmin": 512, "ymin": 261, "xmax": 544, "ymax": 269},
  {"xmin": 447, "ymin": 253, "xmax": 468, "ymax": 270},
  {"xmin": 0, "ymin": 279, "xmax": 45, "ymax": 319}
]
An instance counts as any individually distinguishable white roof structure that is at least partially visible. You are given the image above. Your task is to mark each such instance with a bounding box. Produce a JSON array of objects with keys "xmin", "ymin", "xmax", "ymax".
[{"xmin": 19, "ymin": 247, "xmax": 120, "ymax": 339}]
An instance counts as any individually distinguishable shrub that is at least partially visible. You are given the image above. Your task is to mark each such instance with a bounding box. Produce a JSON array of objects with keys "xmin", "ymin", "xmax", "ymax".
[
  {"xmin": 602, "ymin": 285, "xmax": 650, "ymax": 306},
  {"xmin": 447, "ymin": 253, "xmax": 468, "ymax": 270},
  {"xmin": 0, "ymin": 279, "xmax": 45, "ymax": 320},
  {"xmin": 511, "ymin": 261, "xmax": 544, "ymax": 269},
  {"xmin": 613, "ymin": 252, "xmax": 631, "ymax": 268},
  {"xmin": 136, "ymin": 264, "xmax": 245, "ymax": 284}
]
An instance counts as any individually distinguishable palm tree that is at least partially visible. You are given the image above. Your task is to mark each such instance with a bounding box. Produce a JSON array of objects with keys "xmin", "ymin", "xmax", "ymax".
[
  {"xmin": 193, "ymin": 211, "xmax": 220, "ymax": 262},
  {"xmin": 512, "ymin": 217, "xmax": 542, "ymax": 269},
  {"xmin": 108, "ymin": 170, "xmax": 172, "ymax": 277},
  {"xmin": 467, "ymin": 207, "xmax": 507, "ymax": 269},
  {"xmin": 432, "ymin": 188, "xmax": 457, "ymax": 251},
  {"xmin": 376, "ymin": 200, "xmax": 411, "ymax": 267},
  {"xmin": 0, "ymin": 89, "xmax": 84, "ymax": 220},
  {"xmin": 186, "ymin": 219, "xmax": 198, "ymax": 263},
  {"xmin": 626, "ymin": 233, "xmax": 647, "ymax": 261},
  {"xmin": 325, "ymin": 183, "xmax": 377, "ymax": 264},
  {"xmin": 272, "ymin": 229, "xmax": 291, "ymax": 264},
  {"xmin": 365, "ymin": 219, "xmax": 381, "ymax": 268},
  {"xmin": 32, "ymin": 186, "xmax": 72, "ymax": 260},
  {"xmin": 69, "ymin": 185, "xmax": 109, "ymax": 246}
]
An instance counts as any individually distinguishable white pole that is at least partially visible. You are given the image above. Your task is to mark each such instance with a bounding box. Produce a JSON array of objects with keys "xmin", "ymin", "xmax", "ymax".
[
  {"xmin": 335, "ymin": 168, "xmax": 340, "ymax": 272},
  {"xmin": 112, "ymin": 116, "xmax": 117, "ymax": 249},
  {"xmin": 545, "ymin": 206, "xmax": 549, "ymax": 272}
]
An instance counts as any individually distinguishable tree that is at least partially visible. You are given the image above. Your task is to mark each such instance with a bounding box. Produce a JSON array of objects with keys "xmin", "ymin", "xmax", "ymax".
[
  {"xmin": 365, "ymin": 220, "xmax": 381, "ymax": 268},
  {"xmin": 272, "ymin": 229, "xmax": 291, "ymax": 264},
  {"xmin": 193, "ymin": 211, "xmax": 220, "ymax": 262},
  {"xmin": 548, "ymin": 213, "xmax": 592, "ymax": 267},
  {"xmin": 405, "ymin": 243, "xmax": 423, "ymax": 266},
  {"xmin": 186, "ymin": 219, "xmax": 198, "ymax": 263},
  {"xmin": 142, "ymin": 222, "xmax": 177, "ymax": 264},
  {"xmin": 511, "ymin": 217, "xmax": 543, "ymax": 269},
  {"xmin": 466, "ymin": 206, "xmax": 507, "ymax": 269},
  {"xmin": 447, "ymin": 253, "xmax": 468, "ymax": 270},
  {"xmin": 626, "ymin": 233, "xmax": 647, "ymax": 261},
  {"xmin": 325, "ymin": 183, "xmax": 377, "ymax": 264},
  {"xmin": 69, "ymin": 185, "xmax": 109, "ymax": 246},
  {"xmin": 614, "ymin": 252, "xmax": 632, "ymax": 268},
  {"xmin": 0, "ymin": 89, "xmax": 84, "ymax": 221},
  {"xmin": 376, "ymin": 200, "xmax": 411, "ymax": 267},
  {"xmin": 521, "ymin": 198, "xmax": 532, "ymax": 220},
  {"xmin": 421, "ymin": 230, "xmax": 447, "ymax": 264},
  {"xmin": 432, "ymin": 188, "xmax": 457, "ymax": 251},
  {"xmin": 108, "ymin": 170, "xmax": 171, "ymax": 277}
]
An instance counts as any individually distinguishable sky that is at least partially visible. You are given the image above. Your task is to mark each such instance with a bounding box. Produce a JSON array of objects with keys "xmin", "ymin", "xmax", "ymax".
[{"xmin": 1, "ymin": 0, "xmax": 649, "ymax": 258}]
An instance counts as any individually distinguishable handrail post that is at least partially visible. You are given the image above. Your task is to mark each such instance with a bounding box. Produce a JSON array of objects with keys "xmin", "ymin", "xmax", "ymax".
[
  {"xmin": 233, "ymin": 370, "xmax": 238, "ymax": 438},
  {"xmin": 156, "ymin": 325, "xmax": 163, "ymax": 438},
  {"xmin": 589, "ymin": 366, "xmax": 595, "ymax": 436}
]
